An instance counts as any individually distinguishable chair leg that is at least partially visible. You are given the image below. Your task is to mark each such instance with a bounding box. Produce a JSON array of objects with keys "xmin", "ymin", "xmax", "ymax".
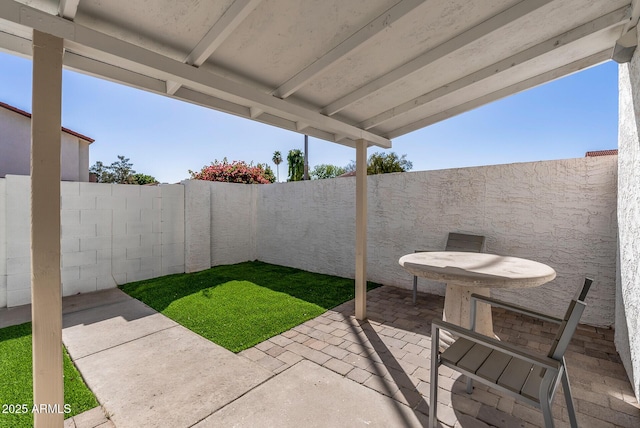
[
  {"xmin": 540, "ymin": 396, "xmax": 555, "ymax": 428},
  {"xmin": 413, "ymin": 275, "xmax": 418, "ymax": 304},
  {"xmin": 561, "ymin": 366, "xmax": 578, "ymax": 428},
  {"xmin": 430, "ymin": 326, "xmax": 439, "ymax": 428}
]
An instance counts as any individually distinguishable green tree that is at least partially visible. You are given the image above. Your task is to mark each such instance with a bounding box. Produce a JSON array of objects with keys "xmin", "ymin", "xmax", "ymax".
[
  {"xmin": 310, "ymin": 164, "xmax": 347, "ymax": 179},
  {"xmin": 89, "ymin": 155, "xmax": 157, "ymax": 184},
  {"xmin": 258, "ymin": 163, "xmax": 276, "ymax": 183},
  {"xmin": 109, "ymin": 155, "xmax": 136, "ymax": 184},
  {"xmin": 272, "ymin": 151, "xmax": 283, "ymax": 182},
  {"xmin": 287, "ymin": 149, "xmax": 304, "ymax": 182},
  {"xmin": 341, "ymin": 152, "xmax": 412, "ymax": 175},
  {"xmin": 366, "ymin": 152, "xmax": 413, "ymax": 175},
  {"xmin": 89, "ymin": 161, "xmax": 114, "ymax": 183},
  {"xmin": 132, "ymin": 173, "xmax": 158, "ymax": 185}
]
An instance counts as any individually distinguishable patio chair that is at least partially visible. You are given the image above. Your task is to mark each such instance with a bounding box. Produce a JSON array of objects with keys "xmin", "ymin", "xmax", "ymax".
[
  {"xmin": 429, "ymin": 278, "xmax": 593, "ymax": 428},
  {"xmin": 412, "ymin": 232, "xmax": 485, "ymax": 304}
]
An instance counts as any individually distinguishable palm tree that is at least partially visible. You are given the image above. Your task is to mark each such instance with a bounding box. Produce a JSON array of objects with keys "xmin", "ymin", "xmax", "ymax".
[
  {"xmin": 272, "ymin": 151, "xmax": 283, "ymax": 182},
  {"xmin": 287, "ymin": 149, "xmax": 304, "ymax": 181}
]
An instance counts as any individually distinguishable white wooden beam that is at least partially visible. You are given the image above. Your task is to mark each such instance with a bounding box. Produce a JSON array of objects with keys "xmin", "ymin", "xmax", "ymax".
[
  {"xmin": 623, "ymin": 0, "xmax": 640, "ymax": 34},
  {"xmin": 386, "ymin": 49, "xmax": 612, "ymax": 139},
  {"xmin": 167, "ymin": 0, "xmax": 262, "ymax": 95},
  {"xmin": 359, "ymin": 6, "xmax": 629, "ymax": 131},
  {"xmin": 274, "ymin": 0, "xmax": 426, "ymax": 99},
  {"xmin": 322, "ymin": 0, "xmax": 553, "ymax": 116},
  {"xmin": 31, "ymin": 29, "xmax": 64, "ymax": 428},
  {"xmin": 64, "ymin": 47, "xmax": 358, "ymax": 147},
  {"xmin": 249, "ymin": 107, "xmax": 263, "ymax": 118},
  {"xmin": 355, "ymin": 139, "xmax": 367, "ymax": 320},
  {"xmin": 0, "ymin": 0, "xmax": 391, "ymax": 148},
  {"xmin": 58, "ymin": 0, "xmax": 80, "ymax": 20},
  {"xmin": 187, "ymin": 0, "xmax": 261, "ymax": 66},
  {"xmin": 166, "ymin": 80, "xmax": 182, "ymax": 95}
]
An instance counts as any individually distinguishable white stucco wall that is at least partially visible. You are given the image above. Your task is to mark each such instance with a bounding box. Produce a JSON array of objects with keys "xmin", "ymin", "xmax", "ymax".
[
  {"xmin": 617, "ymin": 49, "xmax": 640, "ymax": 401},
  {"xmin": 182, "ymin": 180, "xmax": 259, "ymax": 271},
  {"xmin": 258, "ymin": 178, "xmax": 356, "ymax": 277},
  {"xmin": 254, "ymin": 157, "xmax": 617, "ymax": 327},
  {"xmin": 0, "ymin": 176, "xmax": 184, "ymax": 307},
  {"xmin": 183, "ymin": 179, "xmax": 211, "ymax": 273},
  {"xmin": 0, "ymin": 106, "xmax": 92, "ymax": 181},
  {"xmin": 210, "ymin": 182, "xmax": 257, "ymax": 266},
  {"xmin": 0, "ymin": 178, "xmax": 6, "ymax": 308}
]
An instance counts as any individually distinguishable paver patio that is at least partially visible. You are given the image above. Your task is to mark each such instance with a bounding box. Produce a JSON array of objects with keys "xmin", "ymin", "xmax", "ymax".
[
  {"xmin": 2, "ymin": 285, "xmax": 638, "ymax": 427},
  {"xmin": 241, "ymin": 286, "xmax": 640, "ymax": 428}
]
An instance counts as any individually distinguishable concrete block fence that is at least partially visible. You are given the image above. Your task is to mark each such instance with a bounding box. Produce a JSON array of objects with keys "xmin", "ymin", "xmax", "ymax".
[
  {"xmin": 185, "ymin": 156, "xmax": 618, "ymax": 328},
  {"xmin": 0, "ymin": 175, "xmax": 184, "ymax": 307},
  {"xmin": 0, "ymin": 156, "xmax": 618, "ymax": 328}
]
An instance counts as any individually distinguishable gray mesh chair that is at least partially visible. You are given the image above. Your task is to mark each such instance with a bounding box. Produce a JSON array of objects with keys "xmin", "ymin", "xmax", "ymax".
[
  {"xmin": 429, "ymin": 278, "xmax": 593, "ymax": 428},
  {"xmin": 412, "ymin": 232, "xmax": 485, "ymax": 304}
]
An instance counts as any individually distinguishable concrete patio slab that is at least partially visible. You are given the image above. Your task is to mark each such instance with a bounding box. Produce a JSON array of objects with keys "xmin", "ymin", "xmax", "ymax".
[
  {"xmin": 196, "ymin": 359, "xmax": 428, "ymax": 427},
  {"xmin": 0, "ymin": 288, "xmax": 131, "ymax": 328},
  {"xmin": 70, "ymin": 323, "xmax": 273, "ymax": 428},
  {"xmin": 62, "ymin": 297, "xmax": 178, "ymax": 358}
]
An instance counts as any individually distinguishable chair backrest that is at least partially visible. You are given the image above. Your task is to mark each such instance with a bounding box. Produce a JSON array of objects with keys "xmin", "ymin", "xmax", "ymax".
[
  {"xmin": 445, "ymin": 233, "xmax": 485, "ymax": 253},
  {"xmin": 547, "ymin": 278, "xmax": 593, "ymax": 360}
]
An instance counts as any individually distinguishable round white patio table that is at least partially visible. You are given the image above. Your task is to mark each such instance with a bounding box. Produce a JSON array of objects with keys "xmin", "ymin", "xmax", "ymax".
[{"xmin": 398, "ymin": 251, "xmax": 556, "ymax": 347}]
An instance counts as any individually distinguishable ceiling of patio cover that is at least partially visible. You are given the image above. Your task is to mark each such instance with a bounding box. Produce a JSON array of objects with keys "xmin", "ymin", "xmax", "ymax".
[{"xmin": 0, "ymin": 0, "xmax": 636, "ymax": 148}]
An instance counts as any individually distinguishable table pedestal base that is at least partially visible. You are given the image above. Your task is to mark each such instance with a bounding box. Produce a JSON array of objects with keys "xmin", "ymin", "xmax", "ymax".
[{"xmin": 440, "ymin": 284, "xmax": 495, "ymax": 348}]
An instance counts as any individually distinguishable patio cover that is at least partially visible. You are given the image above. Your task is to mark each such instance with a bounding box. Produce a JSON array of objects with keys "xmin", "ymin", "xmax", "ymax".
[
  {"xmin": 0, "ymin": 1, "xmax": 638, "ymax": 426},
  {"xmin": 0, "ymin": 0, "xmax": 635, "ymax": 148}
]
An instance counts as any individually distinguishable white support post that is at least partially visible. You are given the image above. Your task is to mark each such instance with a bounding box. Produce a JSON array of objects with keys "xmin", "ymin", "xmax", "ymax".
[
  {"xmin": 31, "ymin": 30, "xmax": 64, "ymax": 428},
  {"xmin": 355, "ymin": 139, "xmax": 367, "ymax": 320}
]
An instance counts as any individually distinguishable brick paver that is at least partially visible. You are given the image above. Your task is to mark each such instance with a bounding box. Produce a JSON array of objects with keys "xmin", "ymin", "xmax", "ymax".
[{"xmin": 243, "ymin": 286, "xmax": 640, "ymax": 427}]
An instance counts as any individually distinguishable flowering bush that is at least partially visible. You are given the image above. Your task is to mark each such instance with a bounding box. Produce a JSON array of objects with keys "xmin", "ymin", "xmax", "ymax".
[{"xmin": 189, "ymin": 159, "xmax": 275, "ymax": 184}]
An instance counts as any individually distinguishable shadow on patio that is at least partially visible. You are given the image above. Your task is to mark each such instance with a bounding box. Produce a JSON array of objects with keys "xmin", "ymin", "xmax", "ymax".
[{"xmin": 241, "ymin": 286, "xmax": 640, "ymax": 428}]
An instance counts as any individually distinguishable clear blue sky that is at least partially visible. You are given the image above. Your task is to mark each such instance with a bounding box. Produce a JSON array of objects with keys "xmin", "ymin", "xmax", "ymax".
[{"xmin": 0, "ymin": 50, "xmax": 618, "ymax": 183}]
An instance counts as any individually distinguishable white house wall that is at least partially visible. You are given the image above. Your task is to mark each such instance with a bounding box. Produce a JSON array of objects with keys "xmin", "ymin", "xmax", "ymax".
[
  {"xmin": 0, "ymin": 106, "xmax": 91, "ymax": 181},
  {"xmin": 0, "ymin": 109, "xmax": 31, "ymax": 177},
  {"xmin": 617, "ymin": 35, "xmax": 640, "ymax": 401}
]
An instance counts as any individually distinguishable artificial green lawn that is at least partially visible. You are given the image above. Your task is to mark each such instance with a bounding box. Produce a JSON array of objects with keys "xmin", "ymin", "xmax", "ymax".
[
  {"xmin": 0, "ymin": 323, "xmax": 98, "ymax": 428},
  {"xmin": 121, "ymin": 261, "xmax": 381, "ymax": 352}
]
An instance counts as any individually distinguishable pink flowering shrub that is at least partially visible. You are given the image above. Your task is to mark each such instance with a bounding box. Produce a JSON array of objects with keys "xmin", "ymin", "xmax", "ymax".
[{"xmin": 189, "ymin": 159, "xmax": 275, "ymax": 184}]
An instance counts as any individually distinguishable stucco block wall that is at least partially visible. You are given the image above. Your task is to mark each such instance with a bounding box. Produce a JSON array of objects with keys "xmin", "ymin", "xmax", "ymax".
[
  {"xmin": 258, "ymin": 178, "xmax": 356, "ymax": 277},
  {"xmin": 0, "ymin": 179, "xmax": 6, "ymax": 308},
  {"xmin": 182, "ymin": 180, "xmax": 258, "ymax": 271},
  {"xmin": 210, "ymin": 182, "xmax": 257, "ymax": 266},
  {"xmin": 183, "ymin": 179, "xmax": 211, "ymax": 273},
  {"xmin": 253, "ymin": 157, "xmax": 617, "ymax": 327},
  {"xmin": 617, "ymin": 49, "xmax": 640, "ymax": 400},
  {"xmin": 161, "ymin": 184, "xmax": 185, "ymax": 276},
  {"xmin": 0, "ymin": 176, "xmax": 185, "ymax": 307}
]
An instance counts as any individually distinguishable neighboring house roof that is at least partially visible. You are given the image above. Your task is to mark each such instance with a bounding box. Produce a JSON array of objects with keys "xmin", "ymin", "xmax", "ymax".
[
  {"xmin": 338, "ymin": 171, "xmax": 357, "ymax": 177},
  {"xmin": 585, "ymin": 149, "xmax": 618, "ymax": 157},
  {"xmin": 0, "ymin": 101, "xmax": 95, "ymax": 143}
]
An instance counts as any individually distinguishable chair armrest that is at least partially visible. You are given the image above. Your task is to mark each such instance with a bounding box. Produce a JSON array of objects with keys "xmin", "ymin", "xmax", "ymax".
[
  {"xmin": 470, "ymin": 294, "xmax": 563, "ymax": 324},
  {"xmin": 432, "ymin": 319, "xmax": 562, "ymax": 372}
]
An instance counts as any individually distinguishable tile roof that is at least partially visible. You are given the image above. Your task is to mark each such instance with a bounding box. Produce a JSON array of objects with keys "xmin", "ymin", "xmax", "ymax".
[
  {"xmin": 585, "ymin": 149, "xmax": 618, "ymax": 157},
  {"xmin": 0, "ymin": 101, "xmax": 95, "ymax": 143}
]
